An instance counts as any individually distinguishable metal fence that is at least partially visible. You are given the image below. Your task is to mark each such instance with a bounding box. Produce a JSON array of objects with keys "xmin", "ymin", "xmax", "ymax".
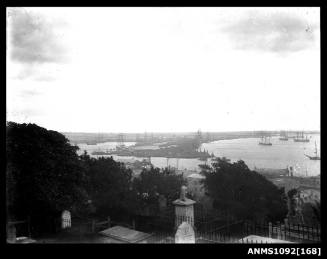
[
  {"xmin": 144, "ymin": 217, "xmax": 320, "ymax": 243},
  {"xmin": 242, "ymin": 221, "xmax": 320, "ymax": 243},
  {"xmin": 134, "ymin": 206, "xmax": 232, "ymax": 232},
  {"xmin": 147, "ymin": 230, "xmax": 270, "ymax": 244},
  {"xmin": 63, "ymin": 210, "xmax": 320, "ymax": 244}
]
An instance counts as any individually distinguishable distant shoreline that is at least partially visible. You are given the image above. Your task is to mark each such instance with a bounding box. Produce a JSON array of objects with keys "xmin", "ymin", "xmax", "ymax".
[{"xmin": 72, "ymin": 132, "xmax": 320, "ymax": 146}]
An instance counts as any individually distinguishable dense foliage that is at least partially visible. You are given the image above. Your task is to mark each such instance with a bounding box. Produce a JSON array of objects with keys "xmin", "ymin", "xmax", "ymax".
[
  {"xmin": 6, "ymin": 122, "xmax": 90, "ymax": 234},
  {"xmin": 80, "ymin": 152, "xmax": 136, "ymax": 218},
  {"xmin": 133, "ymin": 167, "xmax": 186, "ymax": 214},
  {"xmin": 200, "ymin": 157, "xmax": 288, "ymax": 222},
  {"xmin": 310, "ymin": 201, "xmax": 320, "ymax": 224},
  {"xmin": 287, "ymin": 188, "xmax": 298, "ymax": 217}
]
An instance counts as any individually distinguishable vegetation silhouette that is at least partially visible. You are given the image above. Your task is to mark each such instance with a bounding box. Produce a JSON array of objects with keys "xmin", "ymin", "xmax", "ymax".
[
  {"xmin": 200, "ymin": 157, "xmax": 288, "ymax": 222},
  {"xmin": 6, "ymin": 122, "xmax": 90, "ymax": 235}
]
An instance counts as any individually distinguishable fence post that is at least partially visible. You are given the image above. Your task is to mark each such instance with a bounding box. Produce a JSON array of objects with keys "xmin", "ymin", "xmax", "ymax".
[
  {"xmin": 268, "ymin": 222, "xmax": 272, "ymax": 238},
  {"xmin": 284, "ymin": 219, "xmax": 288, "ymax": 240},
  {"xmin": 281, "ymin": 224, "xmax": 285, "ymax": 240},
  {"xmin": 277, "ymin": 224, "xmax": 281, "ymax": 240}
]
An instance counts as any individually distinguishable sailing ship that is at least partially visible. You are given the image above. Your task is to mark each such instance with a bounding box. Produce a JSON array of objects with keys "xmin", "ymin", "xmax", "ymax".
[
  {"xmin": 305, "ymin": 141, "xmax": 320, "ymax": 160},
  {"xmin": 279, "ymin": 131, "xmax": 288, "ymax": 141},
  {"xmin": 294, "ymin": 131, "xmax": 310, "ymax": 142},
  {"xmin": 259, "ymin": 135, "xmax": 272, "ymax": 146}
]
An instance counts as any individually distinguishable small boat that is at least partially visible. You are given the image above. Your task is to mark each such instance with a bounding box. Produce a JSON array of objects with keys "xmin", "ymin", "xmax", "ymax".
[
  {"xmin": 294, "ymin": 131, "xmax": 310, "ymax": 142},
  {"xmin": 305, "ymin": 141, "xmax": 320, "ymax": 160},
  {"xmin": 279, "ymin": 131, "xmax": 288, "ymax": 141},
  {"xmin": 259, "ymin": 136, "xmax": 272, "ymax": 146}
]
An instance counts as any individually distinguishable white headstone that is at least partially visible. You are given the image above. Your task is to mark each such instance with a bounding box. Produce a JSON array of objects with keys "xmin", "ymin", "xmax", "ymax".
[
  {"xmin": 175, "ymin": 222, "xmax": 195, "ymax": 244},
  {"xmin": 61, "ymin": 210, "xmax": 71, "ymax": 229}
]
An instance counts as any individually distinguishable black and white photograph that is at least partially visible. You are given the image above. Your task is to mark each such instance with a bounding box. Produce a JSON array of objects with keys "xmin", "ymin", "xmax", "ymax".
[{"xmin": 6, "ymin": 6, "xmax": 321, "ymax": 246}]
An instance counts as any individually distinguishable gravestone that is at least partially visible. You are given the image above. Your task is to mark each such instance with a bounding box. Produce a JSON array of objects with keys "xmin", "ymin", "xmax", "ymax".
[
  {"xmin": 61, "ymin": 210, "xmax": 71, "ymax": 229},
  {"xmin": 175, "ymin": 222, "xmax": 195, "ymax": 244}
]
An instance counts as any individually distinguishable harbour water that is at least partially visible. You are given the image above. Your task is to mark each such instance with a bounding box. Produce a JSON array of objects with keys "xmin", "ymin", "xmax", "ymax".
[
  {"xmin": 76, "ymin": 134, "xmax": 320, "ymax": 177},
  {"xmin": 201, "ymin": 134, "xmax": 320, "ymax": 177}
]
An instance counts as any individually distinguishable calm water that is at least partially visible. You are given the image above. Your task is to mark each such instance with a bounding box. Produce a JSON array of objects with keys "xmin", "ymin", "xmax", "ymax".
[
  {"xmin": 201, "ymin": 134, "xmax": 320, "ymax": 177},
  {"xmin": 76, "ymin": 134, "xmax": 320, "ymax": 177}
]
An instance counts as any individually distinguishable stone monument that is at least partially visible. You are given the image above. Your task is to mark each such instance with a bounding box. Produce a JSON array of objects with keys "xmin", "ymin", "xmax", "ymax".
[
  {"xmin": 61, "ymin": 210, "xmax": 71, "ymax": 229},
  {"xmin": 175, "ymin": 222, "xmax": 195, "ymax": 244},
  {"xmin": 173, "ymin": 186, "xmax": 196, "ymax": 228}
]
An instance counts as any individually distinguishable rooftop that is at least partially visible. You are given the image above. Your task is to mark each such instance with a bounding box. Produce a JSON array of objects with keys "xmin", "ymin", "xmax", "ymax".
[{"xmin": 99, "ymin": 226, "xmax": 153, "ymax": 243}]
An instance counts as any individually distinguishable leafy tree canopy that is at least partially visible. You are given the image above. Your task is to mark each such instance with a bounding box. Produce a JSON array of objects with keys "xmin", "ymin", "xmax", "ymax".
[
  {"xmin": 6, "ymin": 122, "xmax": 90, "ymax": 233},
  {"xmin": 80, "ymin": 152, "xmax": 135, "ymax": 217},
  {"xmin": 200, "ymin": 157, "xmax": 288, "ymax": 222},
  {"xmin": 287, "ymin": 188, "xmax": 298, "ymax": 217},
  {"xmin": 132, "ymin": 166, "xmax": 186, "ymax": 213}
]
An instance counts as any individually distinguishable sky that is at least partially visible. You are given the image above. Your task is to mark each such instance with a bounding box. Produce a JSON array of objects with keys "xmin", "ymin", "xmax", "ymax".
[{"xmin": 6, "ymin": 7, "xmax": 320, "ymax": 133}]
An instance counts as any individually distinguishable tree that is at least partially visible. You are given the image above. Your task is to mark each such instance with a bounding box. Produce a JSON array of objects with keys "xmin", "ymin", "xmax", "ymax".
[
  {"xmin": 200, "ymin": 157, "xmax": 288, "ymax": 222},
  {"xmin": 6, "ymin": 122, "xmax": 90, "ymax": 234},
  {"xmin": 296, "ymin": 199, "xmax": 320, "ymax": 226},
  {"xmin": 132, "ymin": 166, "xmax": 186, "ymax": 215},
  {"xmin": 287, "ymin": 188, "xmax": 298, "ymax": 217},
  {"xmin": 310, "ymin": 201, "xmax": 320, "ymax": 224},
  {"xmin": 80, "ymin": 153, "xmax": 135, "ymax": 218}
]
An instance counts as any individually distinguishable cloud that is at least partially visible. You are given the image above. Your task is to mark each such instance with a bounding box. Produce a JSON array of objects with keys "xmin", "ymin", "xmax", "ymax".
[
  {"xmin": 34, "ymin": 75, "xmax": 57, "ymax": 82},
  {"xmin": 12, "ymin": 63, "xmax": 58, "ymax": 81},
  {"xmin": 8, "ymin": 8, "xmax": 67, "ymax": 64},
  {"xmin": 19, "ymin": 89, "xmax": 41, "ymax": 97},
  {"xmin": 221, "ymin": 11, "xmax": 318, "ymax": 53}
]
